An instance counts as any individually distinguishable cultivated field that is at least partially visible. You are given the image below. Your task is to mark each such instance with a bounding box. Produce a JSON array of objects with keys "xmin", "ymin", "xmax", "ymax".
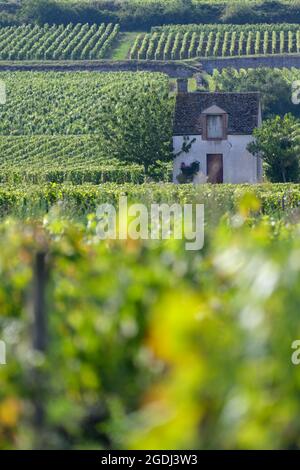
[
  {"xmin": 0, "ymin": 23, "xmax": 120, "ymax": 60},
  {"xmin": 130, "ymin": 24, "xmax": 300, "ymax": 59},
  {"xmin": 0, "ymin": 71, "xmax": 172, "ymax": 183},
  {"xmin": 1, "ymin": 2, "xmax": 300, "ymax": 452},
  {"xmin": 1, "ymin": 179, "xmax": 300, "ymax": 449}
]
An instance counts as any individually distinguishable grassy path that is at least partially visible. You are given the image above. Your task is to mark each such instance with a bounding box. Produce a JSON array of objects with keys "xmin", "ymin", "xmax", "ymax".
[{"xmin": 109, "ymin": 32, "xmax": 140, "ymax": 60}]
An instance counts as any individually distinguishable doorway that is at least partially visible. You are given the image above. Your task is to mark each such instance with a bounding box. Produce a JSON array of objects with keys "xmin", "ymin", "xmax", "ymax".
[{"xmin": 206, "ymin": 154, "xmax": 223, "ymax": 184}]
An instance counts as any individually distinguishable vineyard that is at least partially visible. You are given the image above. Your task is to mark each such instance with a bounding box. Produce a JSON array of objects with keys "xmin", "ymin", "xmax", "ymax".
[
  {"xmin": 2, "ymin": 0, "xmax": 300, "ymax": 454},
  {"xmin": 207, "ymin": 66, "xmax": 300, "ymax": 84},
  {"xmin": 129, "ymin": 23, "xmax": 300, "ymax": 59},
  {"xmin": 0, "ymin": 23, "xmax": 120, "ymax": 60},
  {"xmin": 206, "ymin": 66, "xmax": 300, "ymax": 93},
  {"xmin": 0, "ymin": 182, "xmax": 299, "ymax": 218},
  {"xmin": 0, "ymin": 71, "xmax": 172, "ymax": 181},
  {"xmin": 1, "ymin": 189, "xmax": 300, "ymax": 449},
  {"xmin": 2, "ymin": 22, "xmax": 300, "ymax": 62},
  {"xmin": 0, "ymin": 71, "xmax": 171, "ymax": 133},
  {"xmin": 0, "ymin": 135, "xmax": 150, "ymax": 184}
]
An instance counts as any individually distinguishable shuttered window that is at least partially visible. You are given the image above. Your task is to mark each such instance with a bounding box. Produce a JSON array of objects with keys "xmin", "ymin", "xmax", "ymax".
[{"xmin": 207, "ymin": 115, "xmax": 223, "ymax": 139}]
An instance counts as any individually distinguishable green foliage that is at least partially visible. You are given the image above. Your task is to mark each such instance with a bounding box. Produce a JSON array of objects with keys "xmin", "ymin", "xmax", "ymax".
[
  {"xmin": 1, "ymin": 190, "xmax": 300, "ymax": 448},
  {"xmin": 0, "ymin": 135, "xmax": 146, "ymax": 184},
  {"xmin": 127, "ymin": 208, "xmax": 300, "ymax": 450},
  {"xmin": 221, "ymin": 2, "xmax": 259, "ymax": 24},
  {"xmin": 13, "ymin": 0, "xmax": 300, "ymax": 31},
  {"xmin": 0, "ymin": 23, "xmax": 120, "ymax": 60},
  {"xmin": 19, "ymin": 0, "xmax": 66, "ymax": 25},
  {"xmin": 132, "ymin": 24, "xmax": 300, "ymax": 59},
  {"xmin": 206, "ymin": 67, "xmax": 300, "ymax": 119},
  {"xmin": 249, "ymin": 114, "xmax": 300, "ymax": 183},
  {"xmin": 94, "ymin": 75, "xmax": 173, "ymax": 173},
  {"xmin": 0, "ymin": 183, "xmax": 299, "ymax": 219},
  {"xmin": 0, "ymin": 72, "xmax": 173, "ymax": 174}
]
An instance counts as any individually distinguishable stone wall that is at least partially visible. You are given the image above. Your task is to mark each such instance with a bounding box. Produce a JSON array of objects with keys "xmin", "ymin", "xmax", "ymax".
[
  {"xmin": 0, "ymin": 60, "xmax": 200, "ymax": 78},
  {"xmin": 201, "ymin": 55, "xmax": 300, "ymax": 73}
]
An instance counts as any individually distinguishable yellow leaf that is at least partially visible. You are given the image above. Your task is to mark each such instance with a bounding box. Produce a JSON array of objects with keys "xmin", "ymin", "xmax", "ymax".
[{"xmin": 0, "ymin": 398, "xmax": 22, "ymax": 428}]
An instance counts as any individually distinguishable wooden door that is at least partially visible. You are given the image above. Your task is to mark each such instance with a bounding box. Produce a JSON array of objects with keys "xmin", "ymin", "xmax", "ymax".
[{"xmin": 207, "ymin": 154, "xmax": 223, "ymax": 184}]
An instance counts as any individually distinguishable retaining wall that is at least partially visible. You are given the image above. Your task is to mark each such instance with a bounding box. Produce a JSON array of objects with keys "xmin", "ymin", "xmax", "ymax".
[
  {"xmin": 0, "ymin": 60, "xmax": 200, "ymax": 77},
  {"xmin": 201, "ymin": 55, "xmax": 300, "ymax": 73}
]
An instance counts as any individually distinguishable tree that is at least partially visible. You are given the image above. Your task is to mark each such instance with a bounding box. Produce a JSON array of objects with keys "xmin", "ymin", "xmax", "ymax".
[
  {"xmin": 208, "ymin": 68, "xmax": 300, "ymax": 119},
  {"xmin": 18, "ymin": 0, "xmax": 69, "ymax": 25},
  {"xmin": 95, "ymin": 75, "xmax": 173, "ymax": 174},
  {"xmin": 248, "ymin": 114, "xmax": 300, "ymax": 183},
  {"xmin": 221, "ymin": 2, "xmax": 259, "ymax": 24}
]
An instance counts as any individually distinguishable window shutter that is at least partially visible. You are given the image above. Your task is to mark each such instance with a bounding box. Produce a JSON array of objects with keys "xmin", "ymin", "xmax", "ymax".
[{"xmin": 207, "ymin": 115, "xmax": 223, "ymax": 139}]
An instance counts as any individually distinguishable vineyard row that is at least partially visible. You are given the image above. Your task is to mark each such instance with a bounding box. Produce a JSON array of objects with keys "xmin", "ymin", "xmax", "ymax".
[
  {"xmin": 0, "ymin": 23, "xmax": 120, "ymax": 60},
  {"xmin": 130, "ymin": 27, "xmax": 300, "ymax": 60}
]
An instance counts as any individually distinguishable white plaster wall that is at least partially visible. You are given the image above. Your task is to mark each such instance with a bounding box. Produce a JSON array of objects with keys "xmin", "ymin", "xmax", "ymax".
[{"xmin": 173, "ymin": 135, "xmax": 262, "ymax": 184}]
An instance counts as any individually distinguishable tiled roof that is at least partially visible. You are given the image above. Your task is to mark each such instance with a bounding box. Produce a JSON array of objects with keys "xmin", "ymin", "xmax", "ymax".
[{"xmin": 173, "ymin": 92, "xmax": 260, "ymax": 135}]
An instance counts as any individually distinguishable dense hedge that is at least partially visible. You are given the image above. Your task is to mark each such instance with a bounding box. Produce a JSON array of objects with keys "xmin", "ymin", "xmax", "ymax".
[{"xmin": 6, "ymin": 1, "xmax": 300, "ymax": 31}]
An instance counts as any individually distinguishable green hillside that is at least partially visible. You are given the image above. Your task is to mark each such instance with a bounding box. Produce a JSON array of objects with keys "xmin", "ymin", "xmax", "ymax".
[{"xmin": 0, "ymin": 71, "xmax": 173, "ymax": 182}]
